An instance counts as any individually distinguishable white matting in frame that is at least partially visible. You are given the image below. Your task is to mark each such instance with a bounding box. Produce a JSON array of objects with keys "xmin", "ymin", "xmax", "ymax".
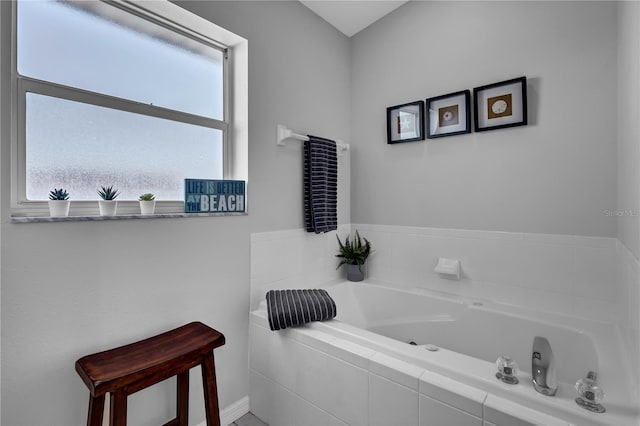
[
  {"xmin": 427, "ymin": 90, "xmax": 471, "ymax": 139},
  {"xmin": 474, "ymin": 76, "xmax": 527, "ymax": 132},
  {"xmin": 387, "ymin": 100, "xmax": 425, "ymax": 144}
]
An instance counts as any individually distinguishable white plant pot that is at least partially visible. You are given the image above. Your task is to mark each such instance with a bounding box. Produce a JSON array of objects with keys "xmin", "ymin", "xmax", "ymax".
[
  {"xmin": 98, "ymin": 200, "xmax": 118, "ymax": 216},
  {"xmin": 139, "ymin": 200, "xmax": 156, "ymax": 215},
  {"xmin": 48, "ymin": 200, "xmax": 70, "ymax": 217}
]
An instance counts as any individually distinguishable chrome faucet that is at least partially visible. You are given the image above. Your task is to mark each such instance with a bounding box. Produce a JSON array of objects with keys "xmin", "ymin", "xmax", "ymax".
[{"xmin": 532, "ymin": 336, "xmax": 557, "ymax": 396}]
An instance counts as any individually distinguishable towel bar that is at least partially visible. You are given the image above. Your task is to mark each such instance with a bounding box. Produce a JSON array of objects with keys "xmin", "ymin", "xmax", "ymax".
[{"xmin": 276, "ymin": 124, "xmax": 350, "ymax": 155}]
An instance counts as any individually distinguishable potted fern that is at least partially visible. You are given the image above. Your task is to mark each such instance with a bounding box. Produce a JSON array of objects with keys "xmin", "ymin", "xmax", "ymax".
[
  {"xmin": 97, "ymin": 185, "xmax": 120, "ymax": 216},
  {"xmin": 138, "ymin": 193, "xmax": 156, "ymax": 215},
  {"xmin": 48, "ymin": 188, "xmax": 70, "ymax": 217},
  {"xmin": 336, "ymin": 230, "xmax": 372, "ymax": 282}
]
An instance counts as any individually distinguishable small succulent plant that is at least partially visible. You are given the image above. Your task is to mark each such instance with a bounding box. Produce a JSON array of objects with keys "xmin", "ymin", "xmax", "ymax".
[
  {"xmin": 138, "ymin": 193, "xmax": 155, "ymax": 201},
  {"xmin": 336, "ymin": 230, "xmax": 372, "ymax": 272},
  {"xmin": 48, "ymin": 188, "xmax": 70, "ymax": 201},
  {"xmin": 97, "ymin": 185, "xmax": 120, "ymax": 201}
]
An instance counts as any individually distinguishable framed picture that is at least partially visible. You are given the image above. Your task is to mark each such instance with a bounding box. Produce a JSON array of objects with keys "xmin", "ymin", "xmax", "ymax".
[
  {"xmin": 473, "ymin": 76, "xmax": 527, "ymax": 132},
  {"xmin": 426, "ymin": 90, "xmax": 471, "ymax": 139},
  {"xmin": 387, "ymin": 100, "xmax": 425, "ymax": 144}
]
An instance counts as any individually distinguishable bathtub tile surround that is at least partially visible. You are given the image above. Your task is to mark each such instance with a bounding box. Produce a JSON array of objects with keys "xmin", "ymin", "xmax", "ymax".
[
  {"xmin": 369, "ymin": 353, "xmax": 423, "ymax": 390},
  {"xmin": 369, "ymin": 374, "xmax": 418, "ymax": 426},
  {"xmin": 353, "ymin": 223, "xmax": 640, "ymax": 403},
  {"xmin": 248, "ymin": 311, "xmax": 583, "ymax": 426},
  {"xmin": 483, "ymin": 394, "xmax": 573, "ymax": 426},
  {"xmin": 251, "ymin": 224, "xmax": 636, "ymax": 325},
  {"xmin": 419, "ymin": 395, "xmax": 481, "ymax": 426},
  {"xmin": 353, "ymin": 223, "xmax": 626, "ymax": 324},
  {"xmin": 249, "ymin": 225, "xmax": 640, "ymax": 425},
  {"xmin": 418, "ymin": 371, "xmax": 485, "ymax": 419},
  {"xmin": 617, "ymin": 239, "xmax": 640, "ymax": 401},
  {"xmin": 250, "ymin": 225, "xmax": 350, "ymax": 310}
]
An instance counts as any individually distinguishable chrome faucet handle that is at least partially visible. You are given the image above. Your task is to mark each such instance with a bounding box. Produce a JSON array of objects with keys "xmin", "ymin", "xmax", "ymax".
[{"xmin": 532, "ymin": 336, "xmax": 557, "ymax": 396}]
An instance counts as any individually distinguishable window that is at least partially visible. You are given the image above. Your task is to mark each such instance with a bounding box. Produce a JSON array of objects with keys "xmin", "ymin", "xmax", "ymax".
[{"xmin": 10, "ymin": 0, "xmax": 248, "ymax": 216}]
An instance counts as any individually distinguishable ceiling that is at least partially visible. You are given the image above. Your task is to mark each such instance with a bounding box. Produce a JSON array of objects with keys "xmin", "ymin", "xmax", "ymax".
[{"xmin": 299, "ymin": 1, "xmax": 409, "ymax": 38}]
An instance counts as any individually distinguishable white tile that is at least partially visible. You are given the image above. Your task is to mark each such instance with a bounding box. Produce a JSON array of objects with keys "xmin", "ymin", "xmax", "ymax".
[
  {"xmin": 295, "ymin": 343, "xmax": 332, "ymax": 411},
  {"xmin": 269, "ymin": 383, "xmax": 296, "ymax": 426},
  {"xmin": 419, "ymin": 394, "xmax": 482, "ymax": 426},
  {"xmin": 250, "ymin": 311, "xmax": 268, "ymax": 328},
  {"xmin": 270, "ymin": 333, "xmax": 298, "ymax": 391},
  {"xmin": 363, "ymin": 229, "xmax": 394, "ymax": 283},
  {"xmin": 418, "ymin": 370, "xmax": 486, "ymax": 419},
  {"xmin": 249, "ymin": 371, "xmax": 271, "ymax": 425},
  {"xmin": 486, "ymin": 239, "xmax": 530, "ymax": 289},
  {"xmin": 249, "ymin": 323, "xmax": 272, "ymax": 378},
  {"xmin": 304, "ymin": 233, "xmax": 329, "ymax": 283},
  {"xmin": 483, "ymin": 394, "xmax": 570, "ymax": 426},
  {"xmin": 626, "ymin": 259, "xmax": 640, "ymax": 330},
  {"xmin": 327, "ymin": 354, "xmax": 369, "ymax": 426},
  {"xmin": 295, "ymin": 328, "xmax": 337, "ymax": 352},
  {"xmin": 391, "ymin": 233, "xmax": 426, "ymax": 268},
  {"xmin": 251, "ymin": 238, "xmax": 297, "ymax": 285},
  {"xmin": 518, "ymin": 242, "xmax": 576, "ymax": 295},
  {"xmin": 293, "ymin": 395, "xmax": 333, "ymax": 426},
  {"xmin": 369, "ymin": 353, "xmax": 424, "ymax": 390},
  {"xmin": 370, "ymin": 373, "xmax": 419, "ymax": 426},
  {"xmin": 522, "ymin": 233, "xmax": 615, "ymax": 249},
  {"xmin": 296, "ymin": 340, "xmax": 368, "ymax": 425},
  {"xmin": 573, "ymin": 246, "xmax": 617, "ymax": 302},
  {"xmin": 418, "ymin": 236, "xmax": 462, "ymax": 270},
  {"xmin": 455, "ymin": 238, "xmax": 494, "ymax": 284},
  {"xmin": 325, "ymin": 337, "xmax": 376, "ymax": 369}
]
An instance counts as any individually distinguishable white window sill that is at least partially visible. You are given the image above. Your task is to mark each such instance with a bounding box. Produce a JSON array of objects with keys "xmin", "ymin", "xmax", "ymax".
[{"xmin": 11, "ymin": 212, "xmax": 246, "ymax": 224}]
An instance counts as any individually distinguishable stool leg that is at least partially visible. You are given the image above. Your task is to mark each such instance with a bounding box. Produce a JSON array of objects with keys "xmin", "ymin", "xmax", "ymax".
[
  {"xmin": 110, "ymin": 389, "xmax": 127, "ymax": 426},
  {"xmin": 177, "ymin": 371, "xmax": 189, "ymax": 426},
  {"xmin": 201, "ymin": 352, "xmax": 221, "ymax": 426},
  {"xmin": 87, "ymin": 394, "xmax": 105, "ymax": 426}
]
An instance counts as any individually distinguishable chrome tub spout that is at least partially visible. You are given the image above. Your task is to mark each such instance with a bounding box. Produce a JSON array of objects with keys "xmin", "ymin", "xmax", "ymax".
[{"xmin": 532, "ymin": 336, "xmax": 557, "ymax": 396}]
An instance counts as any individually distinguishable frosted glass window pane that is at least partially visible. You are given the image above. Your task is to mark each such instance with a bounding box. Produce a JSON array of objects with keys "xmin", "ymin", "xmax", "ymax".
[
  {"xmin": 26, "ymin": 93, "xmax": 223, "ymax": 201},
  {"xmin": 17, "ymin": 0, "xmax": 224, "ymax": 119}
]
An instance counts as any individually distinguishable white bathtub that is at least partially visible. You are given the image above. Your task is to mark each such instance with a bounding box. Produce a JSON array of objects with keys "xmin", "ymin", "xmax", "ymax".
[{"xmin": 250, "ymin": 280, "xmax": 639, "ymax": 426}]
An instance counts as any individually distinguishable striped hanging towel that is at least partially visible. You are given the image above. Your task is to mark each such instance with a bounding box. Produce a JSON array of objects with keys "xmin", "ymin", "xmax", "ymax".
[
  {"xmin": 304, "ymin": 136, "xmax": 338, "ymax": 234},
  {"xmin": 266, "ymin": 289, "xmax": 337, "ymax": 331}
]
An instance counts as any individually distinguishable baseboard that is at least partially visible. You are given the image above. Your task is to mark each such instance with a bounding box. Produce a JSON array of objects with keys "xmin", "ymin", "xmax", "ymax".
[{"xmin": 195, "ymin": 395, "xmax": 250, "ymax": 426}]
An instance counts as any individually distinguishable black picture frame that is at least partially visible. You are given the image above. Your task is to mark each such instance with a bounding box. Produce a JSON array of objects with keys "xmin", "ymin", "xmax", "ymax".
[
  {"xmin": 387, "ymin": 100, "xmax": 425, "ymax": 144},
  {"xmin": 473, "ymin": 76, "xmax": 527, "ymax": 132},
  {"xmin": 426, "ymin": 90, "xmax": 471, "ymax": 139}
]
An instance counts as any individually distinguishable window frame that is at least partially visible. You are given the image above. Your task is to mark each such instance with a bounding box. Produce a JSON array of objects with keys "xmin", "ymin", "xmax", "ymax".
[{"xmin": 9, "ymin": 0, "xmax": 246, "ymax": 217}]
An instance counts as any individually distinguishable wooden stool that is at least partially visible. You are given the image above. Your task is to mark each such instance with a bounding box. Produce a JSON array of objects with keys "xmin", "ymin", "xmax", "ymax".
[{"xmin": 75, "ymin": 322, "xmax": 225, "ymax": 426}]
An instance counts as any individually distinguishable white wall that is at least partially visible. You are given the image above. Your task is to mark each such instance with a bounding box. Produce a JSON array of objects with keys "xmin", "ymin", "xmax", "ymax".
[
  {"xmin": 178, "ymin": 1, "xmax": 352, "ymax": 234},
  {"xmin": 350, "ymin": 1, "xmax": 618, "ymax": 238},
  {"xmin": 616, "ymin": 0, "xmax": 640, "ymax": 404},
  {"xmin": 617, "ymin": 0, "xmax": 640, "ymax": 259},
  {"xmin": 0, "ymin": 2, "xmax": 351, "ymax": 425}
]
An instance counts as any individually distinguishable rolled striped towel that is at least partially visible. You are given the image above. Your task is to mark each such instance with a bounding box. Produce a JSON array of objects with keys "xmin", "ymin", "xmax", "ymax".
[{"xmin": 266, "ymin": 289, "xmax": 337, "ymax": 331}]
